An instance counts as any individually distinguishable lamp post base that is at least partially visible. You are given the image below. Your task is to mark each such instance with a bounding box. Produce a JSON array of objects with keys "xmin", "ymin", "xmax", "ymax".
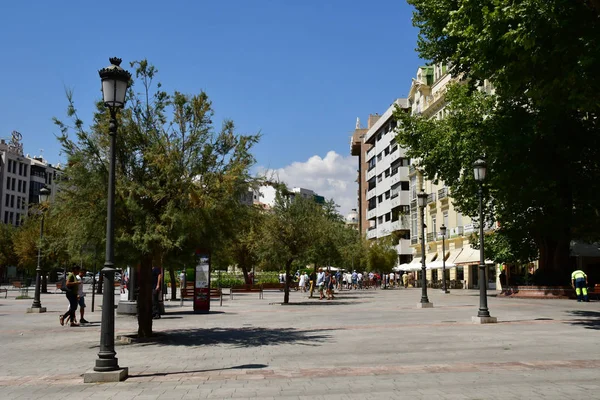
[
  {"xmin": 26, "ymin": 307, "xmax": 46, "ymax": 313},
  {"xmin": 416, "ymin": 302, "xmax": 434, "ymax": 308},
  {"xmin": 83, "ymin": 367, "xmax": 128, "ymax": 383},
  {"xmin": 472, "ymin": 316, "xmax": 497, "ymax": 324}
]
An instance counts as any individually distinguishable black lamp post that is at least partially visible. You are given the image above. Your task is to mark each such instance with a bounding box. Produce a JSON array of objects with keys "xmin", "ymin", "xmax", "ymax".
[
  {"xmin": 440, "ymin": 224, "xmax": 449, "ymax": 294},
  {"xmin": 417, "ymin": 189, "xmax": 432, "ymax": 307},
  {"xmin": 473, "ymin": 159, "xmax": 496, "ymax": 323},
  {"xmin": 91, "ymin": 57, "xmax": 131, "ymax": 377},
  {"xmin": 28, "ymin": 186, "xmax": 51, "ymax": 313}
]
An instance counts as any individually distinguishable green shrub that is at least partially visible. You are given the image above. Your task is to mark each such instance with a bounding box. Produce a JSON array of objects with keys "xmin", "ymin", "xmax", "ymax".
[{"xmin": 256, "ymin": 271, "xmax": 280, "ymax": 284}]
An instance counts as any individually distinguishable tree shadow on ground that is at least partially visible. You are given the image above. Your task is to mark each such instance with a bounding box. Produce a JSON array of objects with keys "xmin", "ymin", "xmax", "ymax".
[
  {"xmin": 566, "ymin": 310, "xmax": 600, "ymax": 330},
  {"xmin": 162, "ymin": 310, "xmax": 229, "ymax": 316},
  {"xmin": 129, "ymin": 363, "xmax": 269, "ymax": 379},
  {"xmin": 122, "ymin": 326, "xmax": 335, "ymax": 348},
  {"xmin": 271, "ymin": 301, "xmax": 355, "ymax": 306},
  {"xmin": 332, "ymin": 295, "xmax": 375, "ymax": 299}
]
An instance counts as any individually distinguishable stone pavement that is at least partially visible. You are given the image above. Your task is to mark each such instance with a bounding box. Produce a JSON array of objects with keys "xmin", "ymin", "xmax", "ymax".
[{"xmin": 0, "ymin": 285, "xmax": 599, "ymax": 399}]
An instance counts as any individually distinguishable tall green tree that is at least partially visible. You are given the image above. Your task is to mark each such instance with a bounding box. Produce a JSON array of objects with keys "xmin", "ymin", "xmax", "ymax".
[
  {"xmin": 55, "ymin": 60, "xmax": 259, "ymax": 336},
  {"xmin": 256, "ymin": 191, "xmax": 321, "ymax": 303},
  {"xmin": 366, "ymin": 236, "xmax": 397, "ymax": 275},
  {"xmin": 398, "ymin": 0, "xmax": 600, "ymax": 284}
]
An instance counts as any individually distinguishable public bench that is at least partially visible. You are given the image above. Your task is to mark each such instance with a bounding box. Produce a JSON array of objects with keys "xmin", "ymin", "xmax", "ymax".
[
  {"xmin": 589, "ymin": 284, "xmax": 600, "ymax": 300},
  {"xmin": 12, "ymin": 281, "xmax": 22, "ymax": 289},
  {"xmin": 0, "ymin": 287, "xmax": 6, "ymax": 298},
  {"xmin": 181, "ymin": 285, "xmax": 223, "ymax": 305},
  {"xmin": 260, "ymin": 282, "xmax": 299, "ymax": 293},
  {"xmin": 230, "ymin": 284, "xmax": 263, "ymax": 300}
]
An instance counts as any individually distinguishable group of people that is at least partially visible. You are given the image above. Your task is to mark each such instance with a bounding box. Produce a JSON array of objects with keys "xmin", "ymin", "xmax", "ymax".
[{"xmin": 59, "ymin": 265, "xmax": 88, "ymax": 327}]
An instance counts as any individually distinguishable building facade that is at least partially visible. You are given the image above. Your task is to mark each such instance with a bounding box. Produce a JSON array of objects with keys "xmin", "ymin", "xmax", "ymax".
[
  {"xmin": 0, "ymin": 131, "xmax": 61, "ymax": 227},
  {"xmin": 351, "ymin": 99, "xmax": 414, "ymax": 264}
]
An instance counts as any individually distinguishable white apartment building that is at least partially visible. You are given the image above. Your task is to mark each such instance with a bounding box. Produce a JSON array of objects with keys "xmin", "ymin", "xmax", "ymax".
[
  {"xmin": 352, "ymin": 99, "xmax": 413, "ymax": 264},
  {"xmin": 0, "ymin": 131, "xmax": 61, "ymax": 227},
  {"xmin": 252, "ymin": 184, "xmax": 324, "ymax": 210}
]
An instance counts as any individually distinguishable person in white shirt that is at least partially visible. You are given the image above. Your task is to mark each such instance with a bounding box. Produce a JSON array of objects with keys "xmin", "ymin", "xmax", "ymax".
[
  {"xmin": 299, "ymin": 272, "xmax": 306, "ymax": 292},
  {"xmin": 316, "ymin": 268, "xmax": 325, "ymax": 299},
  {"xmin": 76, "ymin": 269, "xmax": 88, "ymax": 324},
  {"xmin": 357, "ymin": 272, "xmax": 364, "ymax": 289}
]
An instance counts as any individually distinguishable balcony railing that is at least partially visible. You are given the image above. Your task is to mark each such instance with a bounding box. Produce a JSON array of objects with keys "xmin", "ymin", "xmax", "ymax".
[
  {"xmin": 427, "ymin": 193, "xmax": 436, "ymax": 204},
  {"xmin": 411, "ymin": 237, "xmax": 419, "ymax": 245},
  {"xmin": 426, "ymin": 232, "xmax": 435, "ymax": 242},
  {"xmin": 438, "ymin": 187, "xmax": 448, "ymax": 200}
]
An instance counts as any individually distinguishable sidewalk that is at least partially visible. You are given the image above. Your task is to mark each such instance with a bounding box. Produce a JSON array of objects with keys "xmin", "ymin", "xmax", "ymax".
[{"xmin": 0, "ymin": 287, "xmax": 599, "ymax": 399}]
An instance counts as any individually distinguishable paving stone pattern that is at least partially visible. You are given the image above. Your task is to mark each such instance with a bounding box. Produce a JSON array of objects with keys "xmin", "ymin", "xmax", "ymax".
[{"xmin": 0, "ymin": 285, "xmax": 599, "ymax": 399}]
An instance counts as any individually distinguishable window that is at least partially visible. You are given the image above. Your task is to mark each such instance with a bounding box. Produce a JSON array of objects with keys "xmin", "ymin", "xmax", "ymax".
[
  {"xmin": 22, "ymin": 181, "xmax": 26, "ymax": 193},
  {"xmin": 432, "ymin": 215, "xmax": 437, "ymax": 238},
  {"xmin": 385, "ymin": 190, "xmax": 390, "ymax": 200},
  {"xmin": 16, "ymin": 197, "xmax": 20, "ymax": 209},
  {"xmin": 377, "ymin": 153, "xmax": 383, "ymax": 162},
  {"xmin": 385, "ymin": 213, "xmax": 391, "ymax": 222},
  {"xmin": 410, "ymin": 176, "xmax": 417, "ymax": 200},
  {"xmin": 377, "ymin": 174, "xmax": 383, "ymax": 183},
  {"xmin": 21, "ymin": 197, "xmax": 25, "ymax": 209},
  {"xmin": 457, "ymin": 266, "xmax": 464, "ymax": 281},
  {"xmin": 11, "ymin": 178, "xmax": 15, "ymax": 191},
  {"xmin": 19, "ymin": 163, "xmax": 23, "ymax": 176},
  {"xmin": 368, "ymin": 157, "xmax": 376, "ymax": 171},
  {"xmin": 384, "ymin": 147, "xmax": 390, "ymax": 156},
  {"xmin": 391, "ymin": 182, "xmax": 400, "ymax": 198},
  {"xmin": 4, "ymin": 194, "xmax": 9, "ymax": 207},
  {"xmin": 23, "ymin": 165, "xmax": 27, "ymax": 177},
  {"xmin": 18, "ymin": 180, "xmax": 21, "ymax": 192},
  {"xmin": 443, "ymin": 211, "xmax": 449, "ymax": 228},
  {"xmin": 390, "ymin": 144, "xmax": 398, "ymax": 153},
  {"xmin": 385, "ymin": 169, "xmax": 390, "ymax": 178},
  {"xmin": 378, "ymin": 195, "xmax": 383, "ymax": 204},
  {"xmin": 368, "ymin": 178, "xmax": 376, "ymax": 191},
  {"xmin": 5, "ymin": 178, "xmax": 9, "ymax": 190},
  {"xmin": 9, "ymin": 212, "xmax": 13, "ymax": 224},
  {"xmin": 15, "ymin": 213, "xmax": 20, "ymax": 227},
  {"xmin": 10, "ymin": 195, "xmax": 14, "ymax": 208},
  {"xmin": 377, "ymin": 132, "xmax": 382, "ymax": 141},
  {"xmin": 49, "ymin": 174, "xmax": 52, "ymax": 185},
  {"xmin": 401, "ymin": 181, "xmax": 409, "ymax": 191},
  {"xmin": 378, "ymin": 216, "xmax": 383, "ymax": 224},
  {"xmin": 12, "ymin": 161, "xmax": 16, "ymax": 173},
  {"xmin": 4, "ymin": 212, "xmax": 8, "ymax": 224}
]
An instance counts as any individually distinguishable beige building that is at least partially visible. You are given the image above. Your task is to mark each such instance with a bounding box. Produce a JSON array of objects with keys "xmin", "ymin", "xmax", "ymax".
[{"xmin": 405, "ymin": 65, "xmax": 496, "ymax": 290}]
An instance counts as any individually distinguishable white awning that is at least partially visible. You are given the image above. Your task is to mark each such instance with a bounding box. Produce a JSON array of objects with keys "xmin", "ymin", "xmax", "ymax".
[
  {"xmin": 452, "ymin": 247, "xmax": 494, "ymax": 265},
  {"xmin": 427, "ymin": 260, "xmax": 457, "ymax": 270}
]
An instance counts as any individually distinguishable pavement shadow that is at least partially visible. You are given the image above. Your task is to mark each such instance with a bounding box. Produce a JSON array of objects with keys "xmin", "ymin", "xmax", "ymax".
[
  {"xmin": 272, "ymin": 301, "xmax": 355, "ymax": 306},
  {"xmin": 130, "ymin": 363, "xmax": 268, "ymax": 379},
  {"xmin": 128, "ymin": 326, "xmax": 335, "ymax": 348},
  {"xmin": 566, "ymin": 310, "xmax": 600, "ymax": 330}
]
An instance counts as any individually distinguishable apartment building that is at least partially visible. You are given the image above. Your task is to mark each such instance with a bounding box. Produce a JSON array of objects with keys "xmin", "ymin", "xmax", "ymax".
[
  {"xmin": 0, "ymin": 131, "xmax": 61, "ymax": 227},
  {"xmin": 252, "ymin": 183, "xmax": 325, "ymax": 210},
  {"xmin": 350, "ymin": 99, "xmax": 413, "ymax": 265},
  {"xmin": 405, "ymin": 65, "xmax": 496, "ymax": 289}
]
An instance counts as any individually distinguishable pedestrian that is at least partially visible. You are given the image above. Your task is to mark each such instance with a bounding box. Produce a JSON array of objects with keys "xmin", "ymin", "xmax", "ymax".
[
  {"xmin": 402, "ymin": 272, "xmax": 408, "ymax": 288},
  {"xmin": 571, "ymin": 269, "xmax": 589, "ymax": 302},
  {"xmin": 59, "ymin": 265, "xmax": 80, "ymax": 327},
  {"xmin": 299, "ymin": 271, "xmax": 306, "ymax": 292},
  {"xmin": 77, "ymin": 268, "xmax": 89, "ymax": 324},
  {"xmin": 152, "ymin": 266, "xmax": 162, "ymax": 319},
  {"xmin": 317, "ymin": 268, "xmax": 325, "ymax": 300}
]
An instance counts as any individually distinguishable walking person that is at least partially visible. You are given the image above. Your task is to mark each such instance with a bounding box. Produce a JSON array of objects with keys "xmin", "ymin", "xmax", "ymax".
[
  {"xmin": 152, "ymin": 266, "xmax": 162, "ymax": 319},
  {"xmin": 59, "ymin": 265, "xmax": 81, "ymax": 327},
  {"xmin": 299, "ymin": 271, "xmax": 306, "ymax": 292},
  {"xmin": 571, "ymin": 269, "xmax": 589, "ymax": 302},
  {"xmin": 316, "ymin": 268, "xmax": 325, "ymax": 300},
  {"xmin": 77, "ymin": 268, "xmax": 89, "ymax": 324}
]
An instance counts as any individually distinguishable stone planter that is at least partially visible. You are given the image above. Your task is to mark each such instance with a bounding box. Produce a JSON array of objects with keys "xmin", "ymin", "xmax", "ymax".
[{"xmin": 500, "ymin": 285, "xmax": 575, "ymax": 299}]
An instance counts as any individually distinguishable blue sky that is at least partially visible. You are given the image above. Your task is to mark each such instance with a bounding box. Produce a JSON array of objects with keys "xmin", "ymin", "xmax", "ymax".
[{"xmin": 0, "ymin": 0, "xmax": 423, "ymax": 215}]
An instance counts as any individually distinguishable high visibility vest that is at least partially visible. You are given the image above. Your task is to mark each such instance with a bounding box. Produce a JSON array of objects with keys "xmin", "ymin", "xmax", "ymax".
[{"xmin": 571, "ymin": 270, "xmax": 586, "ymax": 280}]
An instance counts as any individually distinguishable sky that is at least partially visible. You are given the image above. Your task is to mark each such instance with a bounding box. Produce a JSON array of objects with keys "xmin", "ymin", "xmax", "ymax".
[{"xmin": 0, "ymin": 0, "xmax": 423, "ymax": 217}]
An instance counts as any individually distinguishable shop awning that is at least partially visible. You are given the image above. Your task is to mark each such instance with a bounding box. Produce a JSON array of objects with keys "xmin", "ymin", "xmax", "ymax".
[{"xmin": 452, "ymin": 247, "xmax": 494, "ymax": 265}]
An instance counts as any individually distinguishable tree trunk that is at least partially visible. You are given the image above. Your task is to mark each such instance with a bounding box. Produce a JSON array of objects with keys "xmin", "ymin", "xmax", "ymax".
[
  {"xmin": 537, "ymin": 237, "xmax": 571, "ymax": 285},
  {"xmin": 169, "ymin": 265, "xmax": 176, "ymax": 301},
  {"xmin": 97, "ymin": 273, "xmax": 103, "ymax": 294},
  {"xmin": 283, "ymin": 259, "xmax": 293, "ymax": 304},
  {"xmin": 137, "ymin": 254, "xmax": 153, "ymax": 338},
  {"xmin": 41, "ymin": 274, "xmax": 47, "ymax": 293}
]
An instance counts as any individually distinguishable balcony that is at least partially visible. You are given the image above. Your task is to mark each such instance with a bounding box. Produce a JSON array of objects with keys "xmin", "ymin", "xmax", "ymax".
[
  {"xmin": 367, "ymin": 229, "xmax": 378, "ymax": 240},
  {"xmin": 463, "ymin": 224, "xmax": 474, "ymax": 234},
  {"xmin": 426, "ymin": 232, "xmax": 435, "ymax": 242},
  {"xmin": 427, "ymin": 193, "xmax": 436, "ymax": 204},
  {"xmin": 390, "ymin": 196, "xmax": 401, "ymax": 208},
  {"xmin": 366, "ymin": 187, "xmax": 377, "ymax": 200},
  {"xmin": 391, "ymin": 217, "xmax": 410, "ymax": 231},
  {"xmin": 367, "ymin": 208, "xmax": 377, "ymax": 220},
  {"xmin": 438, "ymin": 187, "xmax": 448, "ymax": 200},
  {"xmin": 367, "ymin": 168, "xmax": 377, "ymax": 181},
  {"xmin": 451, "ymin": 226, "xmax": 465, "ymax": 237},
  {"xmin": 411, "ymin": 237, "xmax": 419, "ymax": 245}
]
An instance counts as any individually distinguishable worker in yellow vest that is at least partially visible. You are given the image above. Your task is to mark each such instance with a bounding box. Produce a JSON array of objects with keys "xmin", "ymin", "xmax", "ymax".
[{"xmin": 571, "ymin": 269, "xmax": 589, "ymax": 302}]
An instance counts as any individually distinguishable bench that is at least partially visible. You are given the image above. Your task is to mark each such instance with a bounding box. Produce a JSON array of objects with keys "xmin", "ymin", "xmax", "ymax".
[
  {"xmin": 589, "ymin": 284, "xmax": 600, "ymax": 300},
  {"xmin": 0, "ymin": 288, "xmax": 6, "ymax": 298},
  {"xmin": 12, "ymin": 281, "xmax": 22, "ymax": 289},
  {"xmin": 181, "ymin": 285, "xmax": 223, "ymax": 306},
  {"xmin": 230, "ymin": 284, "xmax": 263, "ymax": 300}
]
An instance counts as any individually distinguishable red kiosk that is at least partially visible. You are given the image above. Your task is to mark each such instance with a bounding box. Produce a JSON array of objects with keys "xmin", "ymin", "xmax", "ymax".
[{"xmin": 193, "ymin": 251, "xmax": 211, "ymax": 314}]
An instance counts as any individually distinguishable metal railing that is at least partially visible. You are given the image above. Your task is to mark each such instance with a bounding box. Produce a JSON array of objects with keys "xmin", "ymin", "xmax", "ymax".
[
  {"xmin": 438, "ymin": 187, "xmax": 448, "ymax": 200},
  {"xmin": 427, "ymin": 193, "xmax": 436, "ymax": 204}
]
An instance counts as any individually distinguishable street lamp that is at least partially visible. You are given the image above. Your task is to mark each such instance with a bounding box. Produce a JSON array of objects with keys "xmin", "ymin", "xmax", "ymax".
[
  {"xmin": 27, "ymin": 186, "xmax": 51, "ymax": 313},
  {"xmin": 417, "ymin": 189, "xmax": 432, "ymax": 307},
  {"xmin": 473, "ymin": 159, "xmax": 496, "ymax": 323},
  {"xmin": 86, "ymin": 58, "xmax": 131, "ymax": 382},
  {"xmin": 440, "ymin": 224, "xmax": 449, "ymax": 294}
]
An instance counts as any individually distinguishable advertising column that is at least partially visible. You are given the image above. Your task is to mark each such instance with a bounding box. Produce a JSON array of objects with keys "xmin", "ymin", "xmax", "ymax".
[{"xmin": 194, "ymin": 253, "xmax": 211, "ymax": 314}]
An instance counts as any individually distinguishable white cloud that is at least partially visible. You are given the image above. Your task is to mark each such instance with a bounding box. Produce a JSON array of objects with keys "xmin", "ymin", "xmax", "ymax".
[{"xmin": 256, "ymin": 151, "xmax": 358, "ymax": 217}]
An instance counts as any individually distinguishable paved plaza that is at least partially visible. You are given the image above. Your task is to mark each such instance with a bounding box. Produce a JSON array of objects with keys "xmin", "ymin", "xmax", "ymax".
[{"xmin": 0, "ymin": 285, "xmax": 599, "ymax": 399}]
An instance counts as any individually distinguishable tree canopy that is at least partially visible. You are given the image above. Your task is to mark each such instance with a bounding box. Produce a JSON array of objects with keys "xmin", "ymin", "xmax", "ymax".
[{"xmin": 397, "ymin": 0, "xmax": 600, "ymax": 283}]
